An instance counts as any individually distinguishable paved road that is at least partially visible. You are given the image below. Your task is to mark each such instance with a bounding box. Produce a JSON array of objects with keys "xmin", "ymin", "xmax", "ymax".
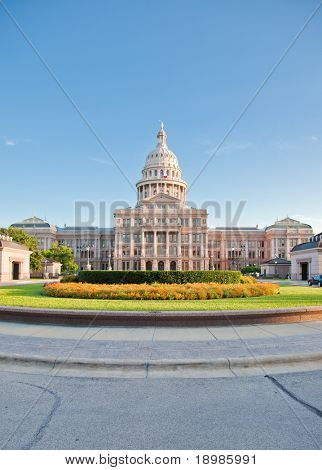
[{"xmin": 0, "ymin": 370, "xmax": 321, "ymax": 450}]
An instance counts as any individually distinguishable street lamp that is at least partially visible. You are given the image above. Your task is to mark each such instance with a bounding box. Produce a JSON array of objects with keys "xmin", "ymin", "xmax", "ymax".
[
  {"xmin": 107, "ymin": 252, "xmax": 112, "ymax": 271},
  {"xmin": 43, "ymin": 259, "xmax": 49, "ymax": 279},
  {"xmin": 231, "ymin": 247, "xmax": 236, "ymax": 270},
  {"xmin": 84, "ymin": 246, "xmax": 91, "ymax": 271}
]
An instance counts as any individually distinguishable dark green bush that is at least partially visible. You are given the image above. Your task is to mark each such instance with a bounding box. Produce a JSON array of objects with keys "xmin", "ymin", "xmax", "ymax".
[
  {"xmin": 78, "ymin": 270, "xmax": 241, "ymax": 285},
  {"xmin": 60, "ymin": 274, "xmax": 79, "ymax": 283}
]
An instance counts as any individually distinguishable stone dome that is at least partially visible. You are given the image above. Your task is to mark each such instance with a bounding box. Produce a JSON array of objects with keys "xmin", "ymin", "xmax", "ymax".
[
  {"xmin": 143, "ymin": 122, "xmax": 180, "ymax": 172},
  {"xmin": 136, "ymin": 123, "xmax": 187, "ymax": 205}
]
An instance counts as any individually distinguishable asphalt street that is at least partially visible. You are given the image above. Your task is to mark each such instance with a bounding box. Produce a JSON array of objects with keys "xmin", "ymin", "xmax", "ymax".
[{"xmin": 0, "ymin": 370, "xmax": 321, "ymax": 450}]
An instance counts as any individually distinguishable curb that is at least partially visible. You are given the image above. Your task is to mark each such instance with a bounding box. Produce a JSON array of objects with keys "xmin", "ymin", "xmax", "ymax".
[
  {"xmin": 1, "ymin": 305, "xmax": 322, "ymax": 326},
  {"xmin": 1, "ymin": 351, "xmax": 322, "ymax": 377}
]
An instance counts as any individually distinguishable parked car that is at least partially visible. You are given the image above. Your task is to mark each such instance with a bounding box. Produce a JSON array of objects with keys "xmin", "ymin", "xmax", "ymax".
[{"xmin": 308, "ymin": 275, "xmax": 322, "ymax": 287}]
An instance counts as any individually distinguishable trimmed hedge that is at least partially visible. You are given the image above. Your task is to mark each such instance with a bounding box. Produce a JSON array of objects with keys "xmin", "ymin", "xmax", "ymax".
[
  {"xmin": 78, "ymin": 270, "xmax": 241, "ymax": 285},
  {"xmin": 44, "ymin": 281, "xmax": 279, "ymax": 300},
  {"xmin": 60, "ymin": 274, "xmax": 79, "ymax": 283}
]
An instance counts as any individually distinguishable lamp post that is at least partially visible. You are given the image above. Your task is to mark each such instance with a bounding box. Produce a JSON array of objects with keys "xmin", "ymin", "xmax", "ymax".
[
  {"xmin": 84, "ymin": 246, "xmax": 91, "ymax": 271},
  {"xmin": 43, "ymin": 259, "xmax": 49, "ymax": 279},
  {"xmin": 107, "ymin": 252, "xmax": 112, "ymax": 271},
  {"xmin": 231, "ymin": 247, "xmax": 236, "ymax": 270},
  {"xmin": 240, "ymin": 242, "xmax": 246, "ymax": 268}
]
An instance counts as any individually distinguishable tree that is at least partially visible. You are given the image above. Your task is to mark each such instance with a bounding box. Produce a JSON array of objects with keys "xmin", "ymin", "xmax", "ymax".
[
  {"xmin": 0, "ymin": 227, "xmax": 44, "ymax": 272},
  {"xmin": 0, "ymin": 227, "xmax": 37, "ymax": 251},
  {"xmin": 42, "ymin": 242, "xmax": 78, "ymax": 274},
  {"xmin": 30, "ymin": 250, "xmax": 44, "ymax": 272},
  {"xmin": 241, "ymin": 265, "xmax": 261, "ymax": 275}
]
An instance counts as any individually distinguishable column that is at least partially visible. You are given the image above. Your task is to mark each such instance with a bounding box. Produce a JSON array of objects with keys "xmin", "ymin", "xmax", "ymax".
[{"xmin": 153, "ymin": 231, "xmax": 158, "ymax": 270}]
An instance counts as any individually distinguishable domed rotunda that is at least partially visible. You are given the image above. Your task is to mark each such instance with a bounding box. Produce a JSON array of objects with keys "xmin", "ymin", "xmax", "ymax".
[{"xmin": 136, "ymin": 122, "xmax": 187, "ymax": 205}]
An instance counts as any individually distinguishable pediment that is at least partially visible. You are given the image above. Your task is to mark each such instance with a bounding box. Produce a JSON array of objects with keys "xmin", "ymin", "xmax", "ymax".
[{"xmin": 146, "ymin": 193, "xmax": 181, "ymax": 203}]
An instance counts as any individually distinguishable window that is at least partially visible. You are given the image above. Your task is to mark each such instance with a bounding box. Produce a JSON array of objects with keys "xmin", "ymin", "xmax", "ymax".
[
  {"xmin": 181, "ymin": 218, "xmax": 189, "ymax": 227},
  {"xmin": 134, "ymin": 247, "xmax": 141, "ymax": 256},
  {"xmin": 169, "ymin": 232, "xmax": 178, "ymax": 242},
  {"xmin": 278, "ymin": 238, "xmax": 285, "ymax": 247},
  {"xmin": 192, "ymin": 245, "xmax": 201, "ymax": 257},
  {"xmin": 133, "ymin": 233, "xmax": 141, "ymax": 243},
  {"xmin": 157, "ymin": 232, "xmax": 166, "ymax": 243},
  {"xmin": 146, "ymin": 246, "xmax": 154, "ymax": 256},
  {"xmin": 182, "ymin": 261, "xmax": 189, "ymax": 271},
  {"xmin": 181, "ymin": 234, "xmax": 189, "ymax": 243},
  {"xmin": 121, "ymin": 233, "xmax": 130, "ymax": 243},
  {"xmin": 122, "ymin": 261, "xmax": 130, "ymax": 270},
  {"xmin": 181, "ymin": 245, "xmax": 189, "ymax": 257},
  {"xmin": 145, "ymin": 232, "xmax": 154, "ymax": 243},
  {"xmin": 192, "ymin": 218, "xmax": 201, "ymax": 227},
  {"xmin": 122, "ymin": 218, "xmax": 130, "ymax": 227},
  {"xmin": 157, "ymin": 245, "xmax": 166, "ymax": 255},
  {"xmin": 193, "ymin": 261, "xmax": 201, "ymax": 270},
  {"xmin": 192, "ymin": 233, "xmax": 201, "ymax": 243},
  {"xmin": 133, "ymin": 261, "xmax": 141, "ymax": 270},
  {"xmin": 169, "ymin": 245, "xmax": 177, "ymax": 256},
  {"xmin": 289, "ymin": 239, "xmax": 298, "ymax": 248}
]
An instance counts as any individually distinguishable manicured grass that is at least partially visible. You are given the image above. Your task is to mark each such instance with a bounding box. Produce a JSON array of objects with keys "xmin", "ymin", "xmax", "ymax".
[{"xmin": 0, "ymin": 283, "xmax": 322, "ymax": 311}]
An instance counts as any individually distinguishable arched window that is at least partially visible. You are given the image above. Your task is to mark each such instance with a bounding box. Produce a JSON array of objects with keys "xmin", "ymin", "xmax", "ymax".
[
  {"xmin": 170, "ymin": 261, "xmax": 176, "ymax": 271},
  {"xmin": 146, "ymin": 261, "xmax": 152, "ymax": 271},
  {"xmin": 160, "ymin": 169, "xmax": 163, "ymax": 177},
  {"xmin": 158, "ymin": 261, "xmax": 164, "ymax": 271}
]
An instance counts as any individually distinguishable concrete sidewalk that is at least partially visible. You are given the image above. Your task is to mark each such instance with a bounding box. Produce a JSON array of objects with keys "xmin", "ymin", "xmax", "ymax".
[{"xmin": 1, "ymin": 320, "xmax": 322, "ymax": 378}]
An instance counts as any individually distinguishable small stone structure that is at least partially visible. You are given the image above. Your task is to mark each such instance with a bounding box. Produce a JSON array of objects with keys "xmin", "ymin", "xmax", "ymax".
[
  {"xmin": 32, "ymin": 258, "xmax": 62, "ymax": 279},
  {"xmin": 0, "ymin": 234, "xmax": 31, "ymax": 282},
  {"xmin": 291, "ymin": 233, "xmax": 322, "ymax": 281},
  {"xmin": 261, "ymin": 257, "xmax": 291, "ymax": 278}
]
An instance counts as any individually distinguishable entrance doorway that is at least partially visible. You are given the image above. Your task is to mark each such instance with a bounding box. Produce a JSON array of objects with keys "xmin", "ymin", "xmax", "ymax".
[
  {"xmin": 170, "ymin": 261, "xmax": 177, "ymax": 271},
  {"xmin": 158, "ymin": 261, "xmax": 164, "ymax": 271},
  {"xmin": 146, "ymin": 261, "xmax": 152, "ymax": 271},
  {"xmin": 301, "ymin": 262, "xmax": 308, "ymax": 281},
  {"xmin": 12, "ymin": 262, "xmax": 20, "ymax": 280}
]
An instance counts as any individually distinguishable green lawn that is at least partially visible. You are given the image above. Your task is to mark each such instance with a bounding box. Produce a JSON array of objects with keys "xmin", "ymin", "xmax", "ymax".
[{"xmin": 0, "ymin": 283, "xmax": 322, "ymax": 311}]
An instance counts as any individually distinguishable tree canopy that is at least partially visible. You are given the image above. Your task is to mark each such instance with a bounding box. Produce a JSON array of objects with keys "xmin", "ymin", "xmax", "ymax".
[
  {"xmin": 0, "ymin": 227, "xmax": 43, "ymax": 271},
  {"xmin": 42, "ymin": 242, "xmax": 78, "ymax": 274}
]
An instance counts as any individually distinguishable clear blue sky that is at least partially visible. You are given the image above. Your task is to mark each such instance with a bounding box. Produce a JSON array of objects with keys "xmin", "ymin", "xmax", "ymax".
[{"xmin": 1, "ymin": 0, "xmax": 322, "ymax": 231}]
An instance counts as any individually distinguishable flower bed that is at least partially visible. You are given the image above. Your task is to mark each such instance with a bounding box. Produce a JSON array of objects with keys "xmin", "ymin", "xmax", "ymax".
[{"xmin": 43, "ymin": 281, "xmax": 279, "ymax": 301}]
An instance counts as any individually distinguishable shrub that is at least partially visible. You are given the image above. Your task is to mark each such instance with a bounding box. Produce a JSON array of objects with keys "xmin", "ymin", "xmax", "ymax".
[
  {"xmin": 60, "ymin": 274, "xmax": 79, "ymax": 283},
  {"xmin": 44, "ymin": 281, "xmax": 279, "ymax": 301},
  {"xmin": 240, "ymin": 275, "xmax": 257, "ymax": 284},
  {"xmin": 241, "ymin": 265, "xmax": 261, "ymax": 275},
  {"xmin": 78, "ymin": 270, "xmax": 241, "ymax": 285}
]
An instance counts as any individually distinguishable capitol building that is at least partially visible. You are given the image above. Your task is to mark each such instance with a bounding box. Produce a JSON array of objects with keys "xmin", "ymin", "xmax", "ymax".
[{"xmin": 12, "ymin": 124, "xmax": 313, "ymax": 271}]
